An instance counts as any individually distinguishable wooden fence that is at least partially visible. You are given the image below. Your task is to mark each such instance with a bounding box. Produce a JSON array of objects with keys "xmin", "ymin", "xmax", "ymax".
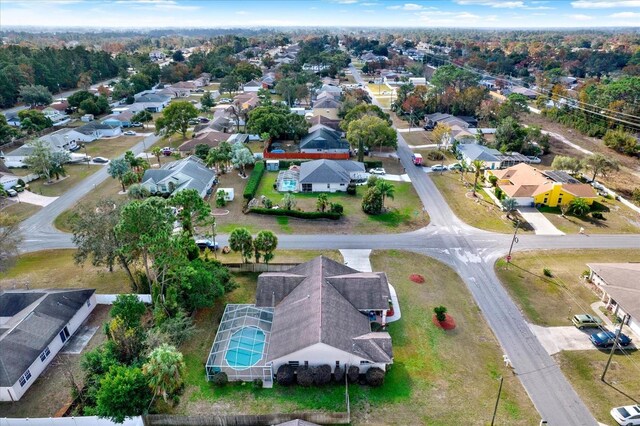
[
  {"xmin": 143, "ymin": 412, "xmax": 350, "ymax": 426},
  {"xmin": 224, "ymin": 263, "xmax": 299, "ymax": 273}
]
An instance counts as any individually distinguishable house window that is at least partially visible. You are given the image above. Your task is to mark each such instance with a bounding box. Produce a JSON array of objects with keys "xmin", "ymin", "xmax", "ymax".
[
  {"xmin": 301, "ymin": 183, "xmax": 312, "ymax": 192},
  {"xmin": 543, "ymin": 198, "xmax": 548, "ymax": 204},
  {"xmin": 86, "ymin": 299, "xmax": 91, "ymax": 308},
  {"xmin": 39, "ymin": 347, "xmax": 51, "ymax": 362},
  {"xmin": 304, "ymin": 361, "xmax": 309, "ymax": 367},
  {"xmin": 336, "ymin": 361, "xmax": 340, "ymax": 368},
  {"xmin": 558, "ymin": 197, "xmax": 563, "ymax": 204},
  {"xmin": 19, "ymin": 369, "xmax": 32, "ymax": 387},
  {"xmin": 360, "ymin": 360, "xmax": 371, "ymax": 365},
  {"xmin": 288, "ymin": 361, "xmax": 299, "ymax": 368},
  {"xmin": 327, "ymin": 184, "xmax": 330, "ymax": 189},
  {"xmin": 340, "ymin": 183, "xmax": 345, "ymax": 186},
  {"xmin": 59, "ymin": 326, "xmax": 70, "ymax": 343}
]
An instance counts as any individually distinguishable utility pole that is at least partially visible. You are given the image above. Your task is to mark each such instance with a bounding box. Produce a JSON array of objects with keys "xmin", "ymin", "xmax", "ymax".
[
  {"xmin": 506, "ymin": 220, "xmax": 520, "ymax": 267},
  {"xmin": 601, "ymin": 313, "xmax": 629, "ymax": 382},
  {"xmin": 491, "ymin": 376, "xmax": 504, "ymax": 426}
]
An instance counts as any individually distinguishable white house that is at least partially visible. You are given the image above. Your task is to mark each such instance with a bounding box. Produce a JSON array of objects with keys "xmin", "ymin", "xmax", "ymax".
[
  {"xmin": 587, "ymin": 263, "xmax": 640, "ymax": 338},
  {"xmin": 298, "ymin": 159, "xmax": 364, "ymax": 193},
  {"xmin": 77, "ymin": 122, "xmax": 122, "ymax": 139},
  {"xmin": 0, "ymin": 289, "xmax": 96, "ymax": 401},
  {"xmin": 140, "ymin": 156, "xmax": 216, "ymax": 198},
  {"xmin": 3, "ymin": 129, "xmax": 94, "ymax": 167},
  {"xmin": 242, "ymin": 80, "xmax": 263, "ymax": 92},
  {"xmin": 0, "ymin": 172, "xmax": 20, "ymax": 191}
]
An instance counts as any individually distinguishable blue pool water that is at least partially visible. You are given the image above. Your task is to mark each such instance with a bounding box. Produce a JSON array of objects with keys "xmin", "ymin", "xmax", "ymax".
[
  {"xmin": 225, "ymin": 327, "xmax": 266, "ymax": 370},
  {"xmin": 279, "ymin": 179, "xmax": 297, "ymax": 192}
]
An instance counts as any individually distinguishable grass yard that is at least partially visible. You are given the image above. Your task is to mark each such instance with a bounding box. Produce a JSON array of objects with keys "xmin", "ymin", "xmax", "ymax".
[
  {"xmin": 431, "ymin": 172, "xmax": 527, "ymax": 234},
  {"xmin": 177, "ymin": 251, "xmax": 538, "ymax": 424},
  {"xmin": 401, "ymin": 131, "xmax": 432, "ymax": 147},
  {"xmin": 0, "ymin": 201, "xmax": 42, "ymax": 222},
  {"xmin": 28, "ymin": 165, "xmax": 101, "ymax": 197},
  {"xmin": 83, "ymin": 135, "xmax": 146, "ymax": 159},
  {"xmin": 0, "ymin": 249, "xmax": 132, "ymax": 293},
  {"xmin": 555, "ymin": 350, "xmax": 640, "ymax": 425},
  {"xmin": 495, "ymin": 249, "xmax": 640, "ymax": 327},
  {"xmin": 539, "ymin": 199, "xmax": 640, "ymax": 235},
  {"xmin": 412, "ymin": 148, "xmax": 457, "ymax": 167}
]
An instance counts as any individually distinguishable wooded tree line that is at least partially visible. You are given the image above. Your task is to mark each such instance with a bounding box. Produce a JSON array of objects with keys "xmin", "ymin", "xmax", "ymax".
[{"xmin": 0, "ymin": 45, "xmax": 123, "ymax": 108}]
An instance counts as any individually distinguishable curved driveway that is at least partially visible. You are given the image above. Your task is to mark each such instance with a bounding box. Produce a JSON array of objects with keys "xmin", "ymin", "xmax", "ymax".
[{"xmin": 16, "ymin": 69, "xmax": 640, "ymax": 425}]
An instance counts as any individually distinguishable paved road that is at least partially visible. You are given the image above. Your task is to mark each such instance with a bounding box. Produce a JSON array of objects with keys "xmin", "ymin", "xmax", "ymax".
[{"xmin": 14, "ymin": 65, "xmax": 638, "ymax": 425}]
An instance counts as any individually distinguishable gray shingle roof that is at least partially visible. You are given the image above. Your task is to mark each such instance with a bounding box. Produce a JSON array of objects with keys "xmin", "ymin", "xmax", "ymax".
[
  {"xmin": 141, "ymin": 156, "xmax": 215, "ymax": 196},
  {"xmin": 299, "ymin": 128, "xmax": 349, "ymax": 151},
  {"xmin": 457, "ymin": 144, "xmax": 501, "ymax": 162},
  {"xmin": 299, "ymin": 160, "xmax": 364, "ymax": 185},
  {"xmin": 259, "ymin": 256, "xmax": 393, "ymax": 364},
  {"xmin": 313, "ymin": 98, "xmax": 342, "ymax": 109},
  {"xmin": 0, "ymin": 289, "xmax": 95, "ymax": 387}
]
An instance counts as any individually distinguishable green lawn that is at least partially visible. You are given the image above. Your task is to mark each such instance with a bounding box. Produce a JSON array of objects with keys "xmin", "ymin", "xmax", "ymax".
[
  {"xmin": 495, "ymin": 249, "xmax": 640, "ymax": 326},
  {"xmin": 177, "ymin": 251, "xmax": 538, "ymax": 424},
  {"xmin": 83, "ymin": 135, "xmax": 146, "ymax": 159},
  {"xmin": 539, "ymin": 199, "xmax": 640, "ymax": 234},
  {"xmin": 431, "ymin": 173, "xmax": 527, "ymax": 234},
  {"xmin": 27, "ymin": 165, "xmax": 101, "ymax": 197},
  {"xmin": 1, "ymin": 201, "xmax": 42, "ymax": 222}
]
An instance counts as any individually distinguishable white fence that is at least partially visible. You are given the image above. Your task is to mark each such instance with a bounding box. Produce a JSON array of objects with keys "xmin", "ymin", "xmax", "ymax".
[
  {"xmin": 95, "ymin": 294, "xmax": 152, "ymax": 305},
  {"xmin": 0, "ymin": 417, "xmax": 143, "ymax": 426}
]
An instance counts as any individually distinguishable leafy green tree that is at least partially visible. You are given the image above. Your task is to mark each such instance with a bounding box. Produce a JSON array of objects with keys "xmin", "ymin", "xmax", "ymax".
[
  {"xmin": 131, "ymin": 110, "xmax": 153, "ymax": 129},
  {"xmin": 569, "ymin": 197, "xmax": 590, "ymax": 216},
  {"xmin": 246, "ymin": 104, "xmax": 291, "ymax": 140},
  {"xmin": 471, "ymin": 160, "xmax": 486, "ymax": 196},
  {"xmin": 220, "ymin": 74, "xmax": 240, "ymax": 95},
  {"xmin": 68, "ymin": 90, "xmax": 95, "ymax": 108},
  {"xmin": 18, "ymin": 110, "xmax": 52, "ymax": 132},
  {"xmin": 155, "ymin": 101, "xmax": 198, "ymax": 139},
  {"xmin": 582, "ymin": 153, "xmax": 620, "ymax": 182},
  {"xmin": 0, "ymin": 212, "xmax": 22, "ymax": 273},
  {"xmin": 107, "ymin": 158, "xmax": 132, "ymax": 192},
  {"xmin": 341, "ymin": 103, "xmax": 391, "ymax": 130},
  {"xmin": 362, "ymin": 185, "xmax": 384, "ymax": 215},
  {"xmin": 24, "ymin": 139, "xmax": 53, "ymax": 182},
  {"xmin": 127, "ymin": 184, "xmax": 150, "ymax": 200},
  {"xmin": 125, "ymin": 150, "xmax": 149, "ymax": 173},
  {"xmin": 171, "ymin": 188, "xmax": 211, "ymax": 237},
  {"xmin": 502, "ymin": 197, "xmax": 518, "ymax": 220},
  {"xmin": 316, "ymin": 193, "xmax": 329, "ymax": 212},
  {"xmin": 375, "ymin": 179, "xmax": 395, "ymax": 209},
  {"xmin": 346, "ymin": 115, "xmax": 397, "ymax": 162},
  {"xmin": 19, "ymin": 84, "xmax": 52, "ymax": 106},
  {"xmin": 0, "ymin": 115, "xmax": 19, "ymax": 145},
  {"xmin": 50, "ymin": 150, "xmax": 71, "ymax": 180},
  {"xmin": 232, "ymin": 62, "xmax": 262, "ymax": 83},
  {"xmin": 231, "ymin": 142, "xmax": 255, "ymax": 176},
  {"xmin": 281, "ymin": 193, "xmax": 296, "ymax": 210},
  {"xmin": 603, "ymin": 128, "xmax": 638, "ymax": 156},
  {"xmin": 229, "ymin": 227, "xmax": 253, "ymax": 263},
  {"xmin": 92, "ymin": 365, "xmax": 151, "ymax": 423},
  {"xmin": 151, "ymin": 146, "xmax": 163, "ymax": 165},
  {"xmin": 551, "ymin": 155, "xmax": 582, "ymax": 175},
  {"xmin": 143, "ymin": 344, "xmax": 185, "ymax": 406},
  {"xmin": 499, "ymin": 93, "xmax": 530, "ymax": 120},
  {"xmin": 172, "ymin": 50, "xmax": 185, "ymax": 62},
  {"xmin": 495, "ymin": 116, "xmax": 528, "ymax": 153},
  {"xmin": 107, "ymin": 316, "xmax": 145, "ymax": 365},
  {"xmin": 430, "ymin": 65, "xmax": 479, "ymax": 92},
  {"xmin": 200, "ymin": 90, "xmax": 215, "ymax": 110},
  {"xmin": 174, "ymin": 258, "xmax": 230, "ymax": 311},
  {"xmin": 110, "ymin": 294, "xmax": 146, "ymax": 329},
  {"xmin": 254, "ymin": 230, "xmax": 278, "ymax": 264}
]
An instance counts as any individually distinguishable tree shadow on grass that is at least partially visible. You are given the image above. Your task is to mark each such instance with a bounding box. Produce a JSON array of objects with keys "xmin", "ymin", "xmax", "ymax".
[{"xmin": 602, "ymin": 379, "xmax": 640, "ymax": 404}]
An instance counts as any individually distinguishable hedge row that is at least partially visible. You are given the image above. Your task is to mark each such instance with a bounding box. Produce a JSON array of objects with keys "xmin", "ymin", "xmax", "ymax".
[
  {"xmin": 243, "ymin": 161, "xmax": 265, "ymax": 200},
  {"xmin": 250, "ymin": 207, "xmax": 341, "ymax": 220},
  {"xmin": 363, "ymin": 160, "xmax": 383, "ymax": 169}
]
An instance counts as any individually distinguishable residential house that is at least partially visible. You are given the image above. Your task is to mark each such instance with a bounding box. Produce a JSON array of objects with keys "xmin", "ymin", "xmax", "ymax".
[
  {"xmin": 360, "ymin": 52, "xmax": 386, "ymax": 63},
  {"xmin": 0, "ymin": 289, "xmax": 97, "ymax": 401},
  {"xmin": 102, "ymin": 111, "xmax": 134, "ymax": 128},
  {"xmin": 306, "ymin": 115, "xmax": 341, "ymax": 131},
  {"xmin": 408, "ymin": 77, "xmax": 426, "ymax": 86},
  {"xmin": 299, "ymin": 128, "xmax": 349, "ymax": 154},
  {"xmin": 485, "ymin": 163, "xmax": 598, "ymax": 207},
  {"xmin": 171, "ymin": 81, "xmax": 198, "ymax": 92},
  {"xmin": 205, "ymin": 256, "xmax": 394, "ymax": 384},
  {"xmin": 299, "ymin": 159, "xmax": 364, "ymax": 193},
  {"xmin": 158, "ymin": 86, "xmax": 190, "ymax": 99},
  {"xmin": 424, "ymin": 113, "xmax": 474, "ymax": 130},
  {"xmin": 505, "ymin": 86, "xmax": 537, "ymax": 99},
  {"xmin": 178, "ymin": 131, "xmax": 231, "ymax": 155},
  {"xmin": 234, "ymin": 92, "xmax": 260, "ymax": 111},
  {"xmin": 261, "ymin": 74, "xmax": 277, "ymax": 89},
  {"xmin": 149, "ymin": 50, "xmax": 165, "ymax": 61},
  {"xmin": 316, "ymin": 84, "xmax": 343, "ymax": 98},
  {"xmin": 140, "ymin": 156, "xmax": 216, "ymax": 198},
  {"xmin": 457, "ymin": 144, "xmax": 530, "ymax": 171},
  {"xmin": 313, "ymin": 97, "xmax": 342, "ymax": 110},
  {"xmin": 77, "ymin": 121, "xmax": 122, "ymax": 138},
  {"xmin": 0, "ymin": 171, "xmax": 20, "ymax": 191},
  {"xmin": 4, "ymin": 113, "xmax": 20, "ymax": 127},
  {"xmin": 587, "ymin": 263, "xmax": 640, "ymax": 338},
  {"xmin": 242, "ymin": 80, "xmax": 263, "ymax": 92},
  {"xmin": 131, "ymin": 93, "xmax": 171, "ymax": 113},
  {"xmin": 2, "ymin": 129, "xmax": 92, "ymax": 167}
]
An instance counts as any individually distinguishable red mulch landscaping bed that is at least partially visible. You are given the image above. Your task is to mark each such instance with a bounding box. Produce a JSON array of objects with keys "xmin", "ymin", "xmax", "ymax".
[
  {"xmin": 432, "ymin": 313, "xmax": 456, "ymax": 330},
  {"xmin": 409, "ymin": 274, "xmax": 425, "ymax": 283}
]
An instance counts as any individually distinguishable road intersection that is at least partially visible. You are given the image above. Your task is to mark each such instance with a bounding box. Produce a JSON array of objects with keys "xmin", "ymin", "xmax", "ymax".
[{"xmin": 14, "ymin": 66, "xmax": 640, "ymax": 425}]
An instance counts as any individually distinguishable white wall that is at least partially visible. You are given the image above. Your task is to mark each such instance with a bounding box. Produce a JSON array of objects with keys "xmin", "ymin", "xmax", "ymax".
[
  {"xmin": 513, "ymin": 197, "xmax": 534, "ymax": 207},
  {"xmin": 0, "ymin": 416, "xmax": 144, "ymax": 426},
  {"xmin": 1, "ymin": 294, "xmax": 96, "ymax": 402},
  {"xmin": 300, "ymin": 148, "xmax": 349, "ymax": 154},
  {"xmin": 309, "ymin": 182, "xmax": 348, "ymax": 193}
]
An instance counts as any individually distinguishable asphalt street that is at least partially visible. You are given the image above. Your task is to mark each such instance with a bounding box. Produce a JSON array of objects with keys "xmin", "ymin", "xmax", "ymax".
[{"xmin": 13, "ymin": 65, "xmax": 639, "ymax": 425}]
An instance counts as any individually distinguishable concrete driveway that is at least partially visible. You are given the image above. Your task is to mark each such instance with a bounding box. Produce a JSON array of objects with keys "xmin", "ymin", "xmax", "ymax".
[
  {"xmin": 528, "ymin": 324, "xmax": 595, "ymax": 355},
  {"xmin": 518, "ymin": 207, "xmax": 565, "ymax": 235},
  {"xmin": 16, "ymin": 190, "xmax": 58, "ymax": 207}
]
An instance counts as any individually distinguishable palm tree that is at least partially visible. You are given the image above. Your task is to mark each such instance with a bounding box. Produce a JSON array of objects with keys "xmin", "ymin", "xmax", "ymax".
[
  {"xmin": 142, "ymin": 344, "xmax": 185, "ymax": 405},
  {"xmin": 206, "ymin": 148, "xmax": 227, "ymax": 173},
  {"xmin": 316, "ymin": 193, "xmax": 329, "ymax": 212},
  {"xmin": 569, "ymin": 197, "xmax": 590, "ymax": 217},
  {"xmin": 376, "ymin": 180, "xmax": 395, "ymax": 209},
  {"xmin": 502, "ymin": 197, "xmax": 518, "ymax": 220},
  {"xmin": 151, "ymin": 146, "xmax": 163, "ymax": 166},
  {"xmin": 459, "ymin": 158, "xmax": 468, "ymax": 182},
  {"xmin": 471, "ymin": 160, "xmax": 485, "ymax": 196}
]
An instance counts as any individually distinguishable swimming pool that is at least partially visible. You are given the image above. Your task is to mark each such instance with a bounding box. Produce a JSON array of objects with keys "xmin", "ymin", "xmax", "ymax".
[
  {"xmin": 225, "ymin": 327, "xmax": 266, "ymax": 370},
  {"xmin": 279, "ymin": 179, "xmax": 298, "ymax": 192}
]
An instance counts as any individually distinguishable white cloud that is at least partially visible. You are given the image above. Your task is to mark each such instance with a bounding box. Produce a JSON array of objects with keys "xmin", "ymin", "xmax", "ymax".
[
  {"xmin": 609, "ymin": 11, "xmax": 640, "ymax": 17},
  {"xmin": 236, "ymin": 10, "xmax": 248, "ymax": 15},
  {"xmin": 456, "ymin": 0, "xmax": 525, "ymax": 8},
  {"xmin": 336, "ymin": 0, "xmax": 358, "ymax": 3},
  {"xmin": 571, "ymin": 1, "xmax": 640, "ymax": 8},
  {"xmin": 360, "ymin": 2, "xmax": 378, "ymax": 5},
  {"xmin": 568, "ymin": 13, "xmax": 594, "ymax": 20},
  {"xmin": 387, "ymin": 3, "xmax": 430, "ymax": 10}
]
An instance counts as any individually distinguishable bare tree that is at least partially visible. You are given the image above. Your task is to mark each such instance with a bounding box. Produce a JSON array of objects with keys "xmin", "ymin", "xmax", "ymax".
[{"xmin": 0, "ymin": 212, "xmax": 22, "ymax": 273}]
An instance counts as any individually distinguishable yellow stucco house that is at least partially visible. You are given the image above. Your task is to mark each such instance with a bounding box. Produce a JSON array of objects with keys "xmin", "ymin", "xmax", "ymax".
[{"xmin": 485, "ymin": 163, "xmax": 598, "ymax": 207}]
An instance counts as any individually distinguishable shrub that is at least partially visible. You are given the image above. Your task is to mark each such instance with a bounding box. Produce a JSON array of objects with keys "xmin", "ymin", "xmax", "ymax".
[
  {"xmin": 211, "ymin": 371, "xmax": 228, "ymax": 386},
  {"xmin": 347, "ymin": 365, "xmax": 360, "ymax": 383},
  {"xmin": 253, "ymin": 378, "xmax": 263, "ymax": 389},
  {"xmin": 488, "ymin": 175, "xmax": 498, "ymax": 187},
  {"xmin": 362, "ymin": 186, "xmax": 383, "ymax": 215},
  {"xmin": 365, "ymin": 367, "xmax": 385, "ymax": 387},
  {"xmin": 243, "ymin": 161, "xmax": 265, "ymax": 200},
  {"xmin": 276, "ymin": 364, "xmax": 295, "ymax": 386},
  {"xmin": 346, "ymin": 183, "xmax": 357, "ymax": 195},
  {"xmin": 262, "ymin": 198, "xmax": 273, "ymax": 209},
  {"xmin": 17, "ymin": 178, "xmax": 25, "ymax": 187},
  {"xmin": 366, "ymin": 175, "xmax": 379, "ymax": 187},
  {"xmin": 329, "ymin": 203, "xmax": 344, "ymax": 214},
  {"xmin": 334, "ymin": 366, "xmax": 345, "ymax": 383},
  {"xmin": 363, "ymin": 160, "xmax": 383, "ymax": 169},
  {"xmin": 494, "ymin": 187, "xmax": 504, "ymax": 200},
  {"xmin": 314, "ymin": 365, "xmax": 332, "ymax": 386},
  {"xmin": 297, "ymin": 367, "xmax": 314, "ymax": 387},
  {"xmin": 216, "ymin": 190, "xmax": 227, "ymax": 208},
  {"xmin": 434, "ymin": 305, "xmax": 447, "ymax": 322},
  {"xmin": 250, "ymin": 208, "xmax": 342, "ymax": 220},
  {"xmin": 591, "ymin": 212, "xmax": 605, "ymax": 220},
  {"xmin": 426, "ymin": 151, "xmax": 445, "ymax": 161},
  {"xmin": 543, "ymin": 268, "xmax": 553, "ymax": 277}
]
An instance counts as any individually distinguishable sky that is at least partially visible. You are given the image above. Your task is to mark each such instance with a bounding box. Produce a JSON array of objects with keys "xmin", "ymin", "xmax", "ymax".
[{"xmin": 2, "ymin": 0, "xmax": 640, "ymax": 29}]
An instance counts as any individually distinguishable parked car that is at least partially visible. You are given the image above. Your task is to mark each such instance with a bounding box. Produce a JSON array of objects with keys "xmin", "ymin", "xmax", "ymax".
[
  {"xmin": 527, "ymin": 156, "xmax": 542, "ymax": 164},
  {"xmin": 448, "ymin": 163, "xmax": 462, "ymax": 171},
  {"xmin": 92, "ymin": 157, "xmax": 109, "ymax": 164},
  {"xmin": 369, "ymin": 168, "xmax": 386, "ymax": 175},
  {"xmin": 431, "ymin": 164, "xmax": 447, "ymax": 172},
  {"xmin": 271, "ymin": 149, "xmax": 285, "ymax": 154},
  {"xmin": 12, "ymin": 185, "xmax": 25, "ymax": 192},
  {"xmin": 572, "ymin": 314, "xmax": 603, "ymax": 329},
  {"xmin": 198, "ymin": 117, "xmax": 210, "ymax": 123},
  {"xmin": 194, "ymin": 88, "xmax": 204, "ymax": 93},
  {"xmin": 195, "ymin": 239, "xmax": 219, "ymax": 251},
  {"xmin": 590, "ymin": 330, "xmax": 632, "ymax": 348},
  {"xmin": 6, "ymin": 188, "xmax": 18, "ymax": 197},
  {"xmin": 131, "ymin": 122, "xmax": 143, "ymax": 127},
  {"xmin": 123, "ymin": 130, "xmax": 136, "ymax": 136},
  {"xmin": 610, "ymin": 404, "xmax": 640, "ymax": 425},
  {"xmin": 162, "ymin": 147, "xmax": 173, "ymax": 156}
]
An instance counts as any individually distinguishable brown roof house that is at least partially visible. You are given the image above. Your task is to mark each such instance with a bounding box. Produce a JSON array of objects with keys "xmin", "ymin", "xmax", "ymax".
[
  {"xmin": 178, "ymin": 131, "xmax": 231, "ymax": 154},
  {"xmin": 587, "ymin": 263, "xmax": 640, "ymax": 338},
  {"xmin": 205, "ymin": 256, "xmax": 395, "ymax": 386}
]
